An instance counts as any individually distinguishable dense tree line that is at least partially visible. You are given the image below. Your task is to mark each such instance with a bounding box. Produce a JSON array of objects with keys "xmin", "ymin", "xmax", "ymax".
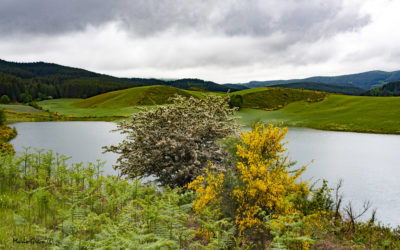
[
  {"xmin": 363, "ymin": 81, "xmax": 400, "ymax": 96},
  {"xmin": 0, "ymin": 72, "xmax": 139, "ymax": 102}
]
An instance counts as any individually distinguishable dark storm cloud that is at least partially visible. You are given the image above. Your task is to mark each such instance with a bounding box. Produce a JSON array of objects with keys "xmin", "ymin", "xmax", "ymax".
[
  {"xmin": 0, "ymin": 0, "xmax": 369, "ymax": 40},
  {"xmin": 0, "ymin": 0, "xmax": 116, "ymax": 34}
]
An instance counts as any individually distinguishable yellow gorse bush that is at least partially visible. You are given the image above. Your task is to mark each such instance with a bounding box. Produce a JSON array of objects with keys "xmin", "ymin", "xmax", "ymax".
[
  {"xmin": 0, "ymin": 125, "xmax": 16, "ymax": 155},
  {"xmin": 236, "ymin": 123, "xmax": 287, "ymax": 164},
  {"xmin": 234, "ymin": 123, "xmax": 309, "ymax": 233},
  {"xmin": 189, "ymin": 123, "xmax": 315, "ymax": 248},
  {"xmin": 187, "ymin": 164, "xmax": 224, "ymax": 216},
  {"xmin": 0, "ymin": 125, "xmax": 15, "ymax": 141},
  {"xmin": 0, "ymin": 141, "xmax": 14, "ymax": 154}
]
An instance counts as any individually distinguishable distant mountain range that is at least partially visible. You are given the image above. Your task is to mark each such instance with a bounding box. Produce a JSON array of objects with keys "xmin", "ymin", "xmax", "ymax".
[
  {"xmin": 268, "ymin": 82, "xmax": 365, "ymax": 95},
  {"xmin": 1, "ymin": 58, "xmax": 400, "ymax": 103},
  {"xmin": 239, "ymin": 70, "xmax": 400, "ymax": 90}
]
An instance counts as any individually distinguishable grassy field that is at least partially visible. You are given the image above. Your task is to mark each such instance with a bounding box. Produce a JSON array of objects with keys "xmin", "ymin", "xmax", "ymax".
[
  {"xmin": 39, "ymin": 98, "xmax": 140, "ymax": 117},
  {"xmin": 236, "ymin": 95, "xmax": 400, "ymax": 134}
]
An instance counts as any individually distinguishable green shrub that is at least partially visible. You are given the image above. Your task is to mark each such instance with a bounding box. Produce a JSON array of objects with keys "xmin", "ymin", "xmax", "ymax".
[
  {"xmin": 105, "ymin": 95, "xmax": 238, "ymax": 188},
  {"xmin": 0, "ymin": 95, "xmax": 10, "ymax": 104}
]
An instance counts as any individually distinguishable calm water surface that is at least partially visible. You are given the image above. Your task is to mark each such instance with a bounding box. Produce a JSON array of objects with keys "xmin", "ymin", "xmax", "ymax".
[
  {"xmin": 11, "ymin": 122, "xmax": 124, "ymax": 175},
  {"xmin": 10, "ymin": 122, "xmax": 400, "ymax": 226}
]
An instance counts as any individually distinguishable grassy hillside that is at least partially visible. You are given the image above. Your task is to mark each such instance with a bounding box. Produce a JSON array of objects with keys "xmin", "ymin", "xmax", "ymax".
[
  {"xmin": 230, "ymin": 87, "xmax": 327, "ymax": 110},
  {"xmin": 73, "ymin": 85, "xmax": 195, "ymax": 108},
  {"xmin": 270, "ymin": 82, "xmax": 365, "ymax": 95},
  {"xmin": 236, "ymin": 95, "xmax": 400, "ymax": 134}
]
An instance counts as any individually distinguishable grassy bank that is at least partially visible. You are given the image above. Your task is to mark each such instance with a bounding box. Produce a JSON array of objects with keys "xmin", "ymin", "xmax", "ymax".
[{"xmin": 236, "ymin": 95, "xmax": 400, "ymax": 134}]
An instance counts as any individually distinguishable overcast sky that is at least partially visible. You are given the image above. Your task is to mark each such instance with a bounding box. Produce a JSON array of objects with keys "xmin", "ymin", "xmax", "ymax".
[{"xmin": 0, "ymin": 0, "xmax": 399, "ymax": 83}]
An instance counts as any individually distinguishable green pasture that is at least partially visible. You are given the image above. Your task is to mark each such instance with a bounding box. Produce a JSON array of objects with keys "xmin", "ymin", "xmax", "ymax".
[
  {"xmin": 236, "ymin": 95, "xmax": 400, "ymax": 134},
  {"xmin": 38, "ymin": 99, "xmax": 141, "ymax": 118}
]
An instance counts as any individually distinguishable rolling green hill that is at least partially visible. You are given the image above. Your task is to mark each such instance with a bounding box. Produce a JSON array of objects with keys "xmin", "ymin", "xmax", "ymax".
[
  {"xmin": 73, "ymin": 85, "xmax": 195, "ymax": 108},
  {"xmin": 269, "ymin": 82, "xmax": 365, "ymax": 95},
  {"xmin": 229, "ymin": 87, "xmax": 327, "ymax": 110}
]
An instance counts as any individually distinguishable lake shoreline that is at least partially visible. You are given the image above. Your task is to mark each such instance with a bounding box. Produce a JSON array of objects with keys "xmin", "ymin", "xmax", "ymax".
[
  {"xmin": 3, "ymin": 101, "xmax": 400, "ymax": 135},
  {"xmin": 8, "ymin": 117, "xmax": 400, "ymax": 136}
]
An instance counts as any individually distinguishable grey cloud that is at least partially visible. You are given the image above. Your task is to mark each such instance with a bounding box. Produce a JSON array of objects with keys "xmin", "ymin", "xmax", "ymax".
[
  {"xmin": 0, "ymin": 0, "xmax": 116, "ymax": 34},
  {"xmin": 0, "ymin": 0, "xmax": 369, "ymax": 40}
]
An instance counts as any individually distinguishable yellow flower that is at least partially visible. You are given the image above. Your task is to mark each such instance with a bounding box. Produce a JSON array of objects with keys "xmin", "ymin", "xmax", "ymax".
[{"xmin": 187, "ymin": 164, "xmax": 224, "ymax": 216}]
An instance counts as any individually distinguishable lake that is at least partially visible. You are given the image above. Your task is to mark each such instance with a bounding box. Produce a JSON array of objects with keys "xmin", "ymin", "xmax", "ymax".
[
  {"xmin": 10, "ymin": 122, "xmax": 125, "ymax": 175},
  {"xmin": 10, "ymin": 121, "xmax": 400, "ymax": 226}
]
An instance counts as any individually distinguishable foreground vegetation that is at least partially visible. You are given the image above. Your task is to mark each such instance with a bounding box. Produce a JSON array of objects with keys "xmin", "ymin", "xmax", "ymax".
[{"xmin": 1, "ymin": 132, "xmax": 399, "ymax": 249}]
